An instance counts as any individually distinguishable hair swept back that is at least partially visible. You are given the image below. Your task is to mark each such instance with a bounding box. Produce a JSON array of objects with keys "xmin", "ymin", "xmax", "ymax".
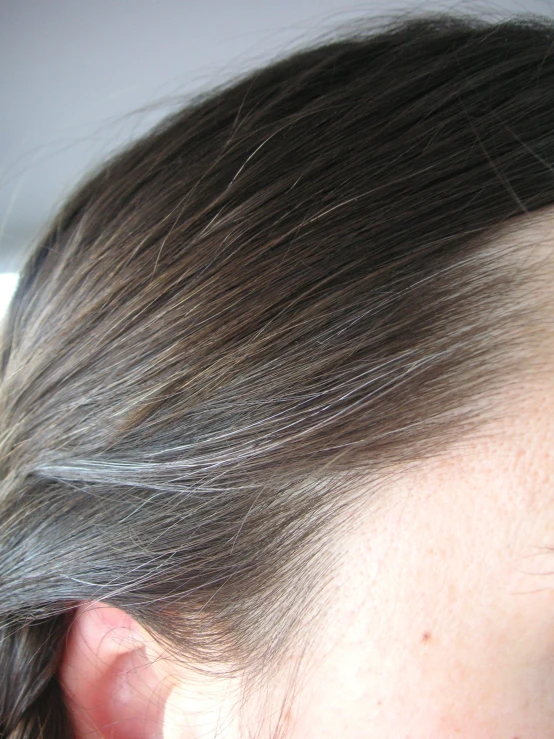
[{"xmin": 2, "ymin": 11, "xmax": 554, "ymax": 738}]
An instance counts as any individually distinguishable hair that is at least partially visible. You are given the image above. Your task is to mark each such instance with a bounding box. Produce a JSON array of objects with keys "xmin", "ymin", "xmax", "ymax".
[{"xmin": 3, "ymin": 9, "xmax": 554, "ymax": 738}]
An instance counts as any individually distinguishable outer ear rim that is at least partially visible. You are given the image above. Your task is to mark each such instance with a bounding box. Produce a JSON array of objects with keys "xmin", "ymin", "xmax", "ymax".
[{"xmin": 59, "ymin": 602, "xmax": 174, "ymax": 739}]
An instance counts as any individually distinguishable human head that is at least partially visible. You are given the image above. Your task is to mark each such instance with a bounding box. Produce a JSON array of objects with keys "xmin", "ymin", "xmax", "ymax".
[{"xmin": 3, "ymin": 11, "xmax": 554, "ymax": 738}]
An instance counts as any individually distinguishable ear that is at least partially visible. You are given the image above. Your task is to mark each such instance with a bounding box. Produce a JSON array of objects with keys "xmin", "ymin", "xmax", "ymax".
[{"xmin": 59, "ymin": 602, "xmax": 174, "ymax": 739}]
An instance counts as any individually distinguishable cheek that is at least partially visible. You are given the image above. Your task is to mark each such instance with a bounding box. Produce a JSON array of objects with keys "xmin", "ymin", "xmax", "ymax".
[
  {"xmin": 278, "ymin": 402, "xmax": 554, "ymax": 739},
  {"xmin": 284, "ymin": 640, "xmax": 554, "ymax": 739},
  {"xmin": 280, "ymin": 517, "xmax": 554, "ymax": 735}
]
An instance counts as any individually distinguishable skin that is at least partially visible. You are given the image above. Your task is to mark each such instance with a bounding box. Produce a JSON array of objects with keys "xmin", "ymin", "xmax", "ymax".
[
  {"xmin": 62, "ymin": 378, "xmax": 554, "ymax": 738},
  {"xmin": 275, "ymin": 382, "xmax": 554, "ymax": 739}
]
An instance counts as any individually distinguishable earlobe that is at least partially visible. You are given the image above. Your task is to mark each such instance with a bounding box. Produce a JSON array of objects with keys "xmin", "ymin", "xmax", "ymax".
[{"xmin": 59, "ymin": 602, "xmax": 173, "ymax": 739}]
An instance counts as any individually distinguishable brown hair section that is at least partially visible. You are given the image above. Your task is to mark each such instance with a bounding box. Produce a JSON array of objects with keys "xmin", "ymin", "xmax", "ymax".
[{"xmin": 2, "ymin": 12, "xmax": 554, "ymax": 738}]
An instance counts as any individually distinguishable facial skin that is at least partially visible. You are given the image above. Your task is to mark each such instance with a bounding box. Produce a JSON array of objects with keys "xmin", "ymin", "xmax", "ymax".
[
  {"xmin": 278, "ymin": 382, "xmax": 554, "ymax": 739},
  {"xmin": 62, "ymin": 378, "xmax": 554, "ymax": 739}
]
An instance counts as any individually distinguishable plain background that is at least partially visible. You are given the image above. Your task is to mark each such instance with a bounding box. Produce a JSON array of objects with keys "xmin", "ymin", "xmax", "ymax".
[{"xmin": 2, "ymin": 0, "xmax": 554, "ymax": 272}]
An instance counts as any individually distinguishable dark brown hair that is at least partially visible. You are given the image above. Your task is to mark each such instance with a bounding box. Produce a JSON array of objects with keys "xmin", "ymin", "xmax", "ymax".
[{"xmin": 2, "ymin": 11, "xmax": 554, "ymax": 738}]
